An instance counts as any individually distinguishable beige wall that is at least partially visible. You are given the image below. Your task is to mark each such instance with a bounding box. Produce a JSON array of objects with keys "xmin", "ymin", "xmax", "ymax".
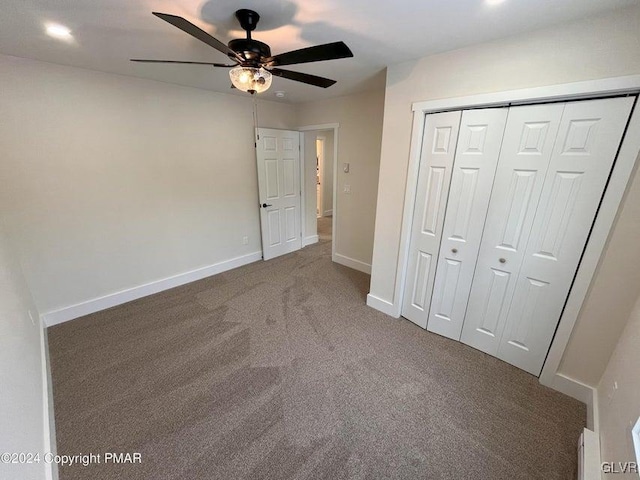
[
  {"xmin": 0, "ymin": 222, "xmax": 48, "ymax": 480},
  {"xmin": 298, "ymin": 87, "xmax": 385, "ymax": 266},
  {"xmin": 321, "ymin": 131, "xmax": 334, "ymax": 217},
  {"xmin": 368, "ymin": 5, "xmax": 640, "ymax": 386},
  {"xmin": 303, "ymin": 130, "xmax": 319, "ymax": 239},
  {"xmin": 561, "ymin": 162, "xmax": 640, "ymax": 385},
  {"xmin": 0, "ymin": 54, "xmax": 297, "ymax": 315},
  {"xmin": 598, "ymin": 294, "xmax": 640, "ymax": 476}
]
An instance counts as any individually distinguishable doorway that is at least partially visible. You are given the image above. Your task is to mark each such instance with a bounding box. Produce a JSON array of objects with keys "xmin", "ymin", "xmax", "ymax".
[
  {"xmin": 315, "ymin": 134, "xmax": 333, "ymax": 243},
  {"xmin": 300, "ymin": 124, "xmax": 338, "ymax": 255}
]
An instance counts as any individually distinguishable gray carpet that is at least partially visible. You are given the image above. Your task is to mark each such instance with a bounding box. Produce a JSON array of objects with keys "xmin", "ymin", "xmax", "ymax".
[{"xmin": 48, "ymin": 231, "xmax": 585, "ymax": 480}]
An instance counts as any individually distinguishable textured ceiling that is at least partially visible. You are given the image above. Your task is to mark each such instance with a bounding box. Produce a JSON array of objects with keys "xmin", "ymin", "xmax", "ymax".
[{"xmin": 1, "ymin": 0, "xmax": 637, "ymax": 103}]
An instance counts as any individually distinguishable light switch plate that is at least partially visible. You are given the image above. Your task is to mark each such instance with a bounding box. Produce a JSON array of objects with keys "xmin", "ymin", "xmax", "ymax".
[{"xmin": 344, "ymin": 184, "xmax": 351, "ymax": 194}]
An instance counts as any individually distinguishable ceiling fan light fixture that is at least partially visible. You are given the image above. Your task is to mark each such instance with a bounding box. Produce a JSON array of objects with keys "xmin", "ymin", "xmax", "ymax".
[{"xmin": 229, "ymin": 66, "xmax": 272, "ymax": 94}]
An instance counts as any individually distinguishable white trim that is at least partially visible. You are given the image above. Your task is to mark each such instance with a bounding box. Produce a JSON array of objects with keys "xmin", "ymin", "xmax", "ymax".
[
  {"xmin": 412, "ymin": 75, "xmax": 640, "ymax": 112},
  {"xmin": 373, "ymin": 74, "xmax": 640, "ymax": 398},
  {"xmin": 303, "ymin": 235, "xmax": 319, "ymax": 246},
  {"xmin": 42, "ymin": 251, "xmax": 262, "ymax": 326},
  {"xmin": 632, "ymin": 417, "xmax": 640, "ymax": 464},
  {"xmin": 40, "ymin": 320, "xmax": 57, "ymax": 480},
  {"xmin": 366, "ymin": 293, "xmax": 396, "ymax": 317},
  {"xmin": 333, "ymin": 253, "xmax": 371, "ymax": 274},
  {"xmin": 323, "ymin": 209, "xmax": 333, "ymax": 217},
  {"xmin": 298, "ymin": 123, "xmax": 339, "ymax": 262},
  {"xmin": 388, "ymin": 110, "xmax": 427, "ymax": 318},
  {"xmin": 579, "ymin": 428, "xmax": 601, "ymax": 480},
  {"xmin": 298, "ymin": 123, "xmax": 340, "ymax": 132},
  {"xmin": 540, "ymin": 103, "xmax": 640, "ymax": 387},
  {"xmin": 299, "ymin": 131, "xmax": 306, "ymax": 246},
  {"xmin": 317, "ymin": 135, "xmax": 326, "ymax": 218}
]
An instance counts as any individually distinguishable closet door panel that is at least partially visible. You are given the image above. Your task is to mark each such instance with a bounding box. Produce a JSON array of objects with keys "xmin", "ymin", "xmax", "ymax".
[
  {"xmin": 402, "ymin": 111, "xmax": 462, "ymax": 328},
  {"xmin": 427, "ymin": 108, "xmax": 508, "ymax": 339},
  {"xmin": 460, "ymin": 103, "xmax": 565, "ymax": 354},
  {"xmin": 497, "ymin": 96, "xmax": 635, "ymax": 375}
]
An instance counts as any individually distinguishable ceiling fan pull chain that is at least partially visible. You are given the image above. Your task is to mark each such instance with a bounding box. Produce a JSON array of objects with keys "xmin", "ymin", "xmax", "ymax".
[{"xmin": 253, "ymin": 96, "xmax": 260, "ymax": 141}]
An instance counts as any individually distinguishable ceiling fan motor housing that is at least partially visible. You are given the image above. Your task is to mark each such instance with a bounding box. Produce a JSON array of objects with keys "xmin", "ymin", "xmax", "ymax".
[{"xmin": 228, "ymin": 38, "xmax": 271, "ymax": 65}]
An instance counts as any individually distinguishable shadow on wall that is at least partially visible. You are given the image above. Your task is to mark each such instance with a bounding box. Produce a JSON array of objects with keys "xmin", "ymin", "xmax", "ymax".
[{"xmin": 198, "ymin": 0, "xmax": 395, "ymax": 65}]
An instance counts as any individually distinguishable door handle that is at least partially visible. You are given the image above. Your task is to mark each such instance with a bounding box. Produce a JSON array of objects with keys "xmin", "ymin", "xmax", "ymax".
[{"xmin": 262, "ymin": 203, "xmax": 273, "ymax": 208}]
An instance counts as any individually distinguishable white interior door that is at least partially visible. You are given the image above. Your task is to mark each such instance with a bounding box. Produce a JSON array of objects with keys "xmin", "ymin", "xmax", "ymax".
[
  {"xmin": 402, "ymin": 111, "xmax": 461, "ymax": 328},
  {"xmin": 316, "ymin": 137, "xmax": 324, "ymax": 217},
  {"xmin": 256, "ymin": 128, "xmax": 302, "ymax": 261},
  {"xmin": 461, "ymin": 103, "xmax": 564, "ymax": 355},
  {"xmin": 496, "ymin": 96, "xmax": 634, "ymax": 375},
  {"xmin": 427, "ymin": 108, "xmax": 508, "ymax": 340}
]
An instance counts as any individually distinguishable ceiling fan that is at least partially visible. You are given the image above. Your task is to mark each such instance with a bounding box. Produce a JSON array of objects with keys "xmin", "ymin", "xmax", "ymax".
[{"xmin": 131, "ymin": 10, "xmax": 354, "ymax": 94}]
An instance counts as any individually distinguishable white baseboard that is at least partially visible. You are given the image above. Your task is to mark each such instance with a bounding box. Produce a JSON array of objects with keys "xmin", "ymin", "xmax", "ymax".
[
  {"xmin": 333, "ymin": 253, "xmax": 371, "ymax": 274},
  {"xmin": 366, "ymin": 293, "xmax": 399, "ymax": 317},
  {"xmin": 545, "ymin": 373, "xmax": 598, "ymax": 431},
  {"xmin": 42, "ymin": 251, "xmax": 262, "ymax": 327},
  {"xmin": 323, "ymin": 210, "xmax": 333, "ymax": 217},
  {"xmin": 303, "ymin": 235, "xmax": 319, "ymax": 246}
]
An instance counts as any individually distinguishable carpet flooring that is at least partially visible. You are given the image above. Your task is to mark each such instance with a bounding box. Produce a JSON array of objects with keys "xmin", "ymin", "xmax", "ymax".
[
  {"xmin": 48, "ymin": 227, "xmax": 585, "ymax": 480},
  {"xmin": 317, "ymin": 216, "xmax": 332, "ymax": 243}
]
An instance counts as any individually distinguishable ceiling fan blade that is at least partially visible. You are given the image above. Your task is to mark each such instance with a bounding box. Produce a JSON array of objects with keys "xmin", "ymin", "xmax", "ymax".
[
  {"xmin": 131, "ymin": 59, "xmax": 236, "ymax": 67},
  {"xmin": 266, "ymin": 41, "xmax": 353, "ymax": 67},
  {"xmin": 270, "ymin": 68, "xmax": 336, "ymax": 88},
  {"xmin": 152, "ymin": 12, "xmax": 243, "ymax": 63}
]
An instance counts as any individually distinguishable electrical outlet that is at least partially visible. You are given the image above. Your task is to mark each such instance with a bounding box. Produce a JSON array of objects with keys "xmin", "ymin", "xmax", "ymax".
[
  {"xmin": 242, "ymin": 236, "xmax": 249, "ymax": 245},
  {"xmin": 344, "ymin": 184, "xmax": 351, "ymax": 194}
]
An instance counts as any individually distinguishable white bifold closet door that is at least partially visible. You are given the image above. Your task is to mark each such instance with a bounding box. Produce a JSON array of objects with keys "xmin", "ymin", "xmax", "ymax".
[
  {"xmin": 426, "ymin": 108, "xmax": 508, "ymax": 340},
  {"xmin": 459, "ymin": 103, "xmax": 565, "ymax": 354},
  {"xmin": 402, "ymin": 111, "xmax": 461, "ymax": 328},
  {"xmin": 461, "ymin": 96, "xmax": 634, "ymax": 375}
]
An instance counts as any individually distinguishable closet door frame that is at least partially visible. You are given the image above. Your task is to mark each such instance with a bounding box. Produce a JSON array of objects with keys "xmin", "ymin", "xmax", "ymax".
[{"xmin": 381, "ymin": 74, "xmax": 640, "ymax": 411}]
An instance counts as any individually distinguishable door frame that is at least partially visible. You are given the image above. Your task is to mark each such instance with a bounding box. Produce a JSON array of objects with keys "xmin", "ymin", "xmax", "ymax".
[
  {"xmin": 370, "ymin": 74, "xmax": 640, "ymax": 419},
  {"xmin": 316, "ymin": 136, "xmax": 326, "ymax": 217},
  {"xmin": 299, "ymin": 123, "xmax": 339, "ymax": 260}
]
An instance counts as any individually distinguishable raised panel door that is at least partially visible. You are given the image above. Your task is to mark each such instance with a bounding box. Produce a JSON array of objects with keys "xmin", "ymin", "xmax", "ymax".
[
  {"xmin": 427, "ymin": 108, "xmax": 508, "ymax": 339},
  {"xmin": 402, "ymin": 111, "xmax": 462, "ymax": 328}
]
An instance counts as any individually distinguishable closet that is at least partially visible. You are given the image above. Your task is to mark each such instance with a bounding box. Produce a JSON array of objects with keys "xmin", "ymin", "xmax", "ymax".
[{"xmin": 402, "ymin": 96, "xmax": 635, "ymax": 376}]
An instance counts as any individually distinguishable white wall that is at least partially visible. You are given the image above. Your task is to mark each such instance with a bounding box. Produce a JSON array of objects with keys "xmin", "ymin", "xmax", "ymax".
[
  {"xmin": 368, "ymin": 5, "xmax": 640, "ymax": 386},
  {"xmin": 597, "ymin": 294, "xmax": 640, "ymax": 477},
  {"xmin": 298, "ymin": 87, "xmax": 385, "ymax": 268},
  {"xmin": 0, "ymin": 54, "xmax": 297, "ymax": 317},
  {"xmin": 0, "ymin": 222, "xmax": 50, "ymax": 480}
]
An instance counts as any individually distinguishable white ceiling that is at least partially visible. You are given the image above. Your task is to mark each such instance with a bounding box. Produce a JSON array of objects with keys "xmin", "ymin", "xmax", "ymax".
[{"xmin": 1, "ymin": 0, "xmax": 637, "ymax": 103}]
